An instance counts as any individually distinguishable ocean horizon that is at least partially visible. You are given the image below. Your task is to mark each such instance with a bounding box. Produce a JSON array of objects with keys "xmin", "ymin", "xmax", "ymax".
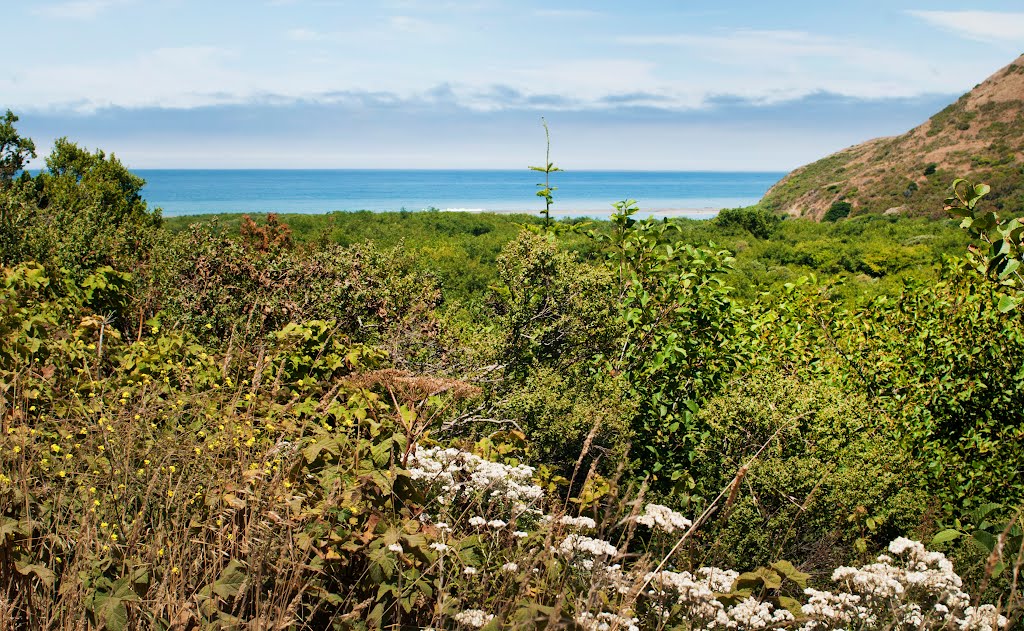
[{"xmin": 133, "ymin": 169, "xmax": 786, "ymax": 219}]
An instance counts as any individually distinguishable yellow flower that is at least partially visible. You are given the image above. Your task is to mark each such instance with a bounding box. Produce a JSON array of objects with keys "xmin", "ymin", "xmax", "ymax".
[
  {"xmin": 50, "ymin": 444, "xmax": 60, "ymax": 453},
  {"xmin": 167, "ymin": 490, "xmax": 174, "ymax": 498}
]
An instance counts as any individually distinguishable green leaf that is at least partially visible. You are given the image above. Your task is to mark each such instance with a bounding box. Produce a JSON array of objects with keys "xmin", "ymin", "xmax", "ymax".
[
  {"xmin": 211, "ymin": 560, "xmax": 246, "ymax": 599},
  {"xmin": 735, "ymin": 568, "xmax": 782, "ymax": 591},
  {"xmin": 972, "ymin": 529, "xmax": 997, "ymax": 553},
  {"xmin": 770, "ymin": 560, "xmax": 810, "ymax": 588},
  {"xmin": 96, "ymin": 595, "xmax": 129, "ymax": 631},
  {"xmin": 997, "ymin": 295, "xmax": 1020, "ymax": 313},
  {"xmin": 931, "ymin": 529, "xmax": 962, "ymax": 545},
  {"xmin": 997, "ymin": 258, "xmax": 1019, "ymax": 280},
  {"xmin": 15, "ymin": 562, "xmax": 55, "ymax": 587},
  {"xmin": 777, "ymin": 595, "xmax": 805, "ymax": 618}
]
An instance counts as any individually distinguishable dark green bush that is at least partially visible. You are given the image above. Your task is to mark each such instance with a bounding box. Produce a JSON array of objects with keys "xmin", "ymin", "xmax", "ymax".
[
  {"xmin": 823, "ymin": 201, "xmax": 852, "ymax": 222},
  {"xmin": 715, "ymin": 206, "xmax": 783, "ymax": 239},
  {"xmin": 689, "ymin": 370, "xmax": 929, "ymax": 572}
]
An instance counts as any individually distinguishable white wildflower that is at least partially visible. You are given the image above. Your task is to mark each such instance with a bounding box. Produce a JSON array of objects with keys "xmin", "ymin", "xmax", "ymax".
[
  {"xmin": 959, "ymin": 604, "xmax": 1009, "ymax": 631},
  {"xmin": 487, "ymin": 519, "xmax": 507, "ymax": 529},
  {"xmin": 429, "ymin": 542, "xmax": 449, "ymax": 552},
  {"xmin": 468, "ymin": 516, "xmax": 487, "ymax": 527},
  {"xmin": 575, "ymin": 611, "xmax": 640, "ymax": 631},
  {"xmin": 463, "ymin": 566, "xmax": 478, "ymax": 575},
  {"xmin": 387, "ymin": 543, "xmax": 403, "ymax": 554},
  {"xmin": 453, "ymin": 609, "xmax": 493, "ymax": 628},
  {"xmin": 501, "ymin": 562, "xmax": 519, "ymax": 572},
  {"xmin": 634, "ymin": 503, "xmax": 692, "ymax": 534},
  {"xmin": 407, "ymin": 446, "xmax": 544, "ymax": 508},
  {"xmin": 727, "ymin": 596, "xmax": 793, "ymax": 628},
  {"xmin": 558, "ymin": 514, "xmax": 597, "ymax": 529}
]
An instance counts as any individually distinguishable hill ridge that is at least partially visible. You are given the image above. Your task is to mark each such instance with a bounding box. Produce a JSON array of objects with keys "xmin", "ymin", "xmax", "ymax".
[{"xmin": 762, "ymin": 54, "xmax": 1024, "ymax": 220}]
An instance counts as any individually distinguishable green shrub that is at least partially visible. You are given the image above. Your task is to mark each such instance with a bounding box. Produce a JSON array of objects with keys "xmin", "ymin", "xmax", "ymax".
[
  {"xmin": 30, "ymin": 139, "xmax": 161, "ymax": 279},
  {"xmin": 823, "ymin": 201, "xmax": 852, "ymax": 222},
  {"xmin": 714, "ymin": 206, "xmax": 783, "ymax": 239},
  {"xmin": 688, "ymin": 370, "xmax": 929, "ymax": 572}
]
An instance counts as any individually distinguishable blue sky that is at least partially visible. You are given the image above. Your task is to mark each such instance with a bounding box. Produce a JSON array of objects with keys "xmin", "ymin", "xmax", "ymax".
[{"xmin": 6, "ymin": 1, "xmax": 1023, "ymax": 169}]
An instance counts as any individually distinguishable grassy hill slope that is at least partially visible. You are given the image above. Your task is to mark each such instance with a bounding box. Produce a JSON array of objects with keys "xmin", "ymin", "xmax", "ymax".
[{"xmin": 762, "ymin": 55, "xmax": 1024, "ymax": 220}]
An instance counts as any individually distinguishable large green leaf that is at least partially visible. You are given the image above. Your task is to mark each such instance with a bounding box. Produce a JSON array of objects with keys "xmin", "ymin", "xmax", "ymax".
[
  {"xmin": 931, "ymin": 529, "xmax": 962, "ymax": 545},
  {"xmin": 211, "ymin": 560, "xmax": 247, "ymax": 599}
]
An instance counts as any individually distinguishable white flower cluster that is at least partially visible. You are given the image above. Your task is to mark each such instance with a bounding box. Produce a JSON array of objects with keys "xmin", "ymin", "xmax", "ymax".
[
  {"xmin": 558, "ymin": 514, "xmax": 597, "ymax": 529},
  {"xmin": 799, "ymin": 587, "xmax": 868, "ymax": 628},
  {"xmin": 794, "ymin": 537, "xmax": 1009, "ymax": 631},
  {"xmin": 407, "ymin": 446, "xmax": 544, "ymax": 506},
  {"xmin": 453, "ymin": 609, "xmax": 494, "ymax": 628},
  {"xmin": 575, "ymin": 611, "xmax": 640, "ymax": 631},
  {"xmin": 558, "ymin": 534, "xmax": 619, "ymax": 571},
  {"xmin": 633, "ymin": 503, "xmax": 692, "ymax": 534},
  {"xmin": 404, "ymin": 447, "xmax": 1009, "ymax": 631},
  {"xmin": 728, "ymin": 596, "xmax": 795, "ymax": 628},
  {"xmin": 959, "ymin": 605, "xmax": 1011, "ymax": 631},
  {"xmin": 645, "ymin": 568, "xmax": 731, "ymax": 625},
  {"xmin": 696, "ymin": 567, "xmax": 741, "ymax": 593}
]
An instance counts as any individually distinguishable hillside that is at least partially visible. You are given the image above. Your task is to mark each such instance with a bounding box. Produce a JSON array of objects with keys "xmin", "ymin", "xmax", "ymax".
[{"xmin": 762, "ymin": 55, "xmax": 1024, "ymax": 220}]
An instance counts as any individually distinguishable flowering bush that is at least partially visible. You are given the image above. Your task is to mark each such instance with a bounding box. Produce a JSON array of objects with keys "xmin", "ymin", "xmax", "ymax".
[{"xmin": 395, "ymin": 446, "xmax": 1013, "ymax": 631}]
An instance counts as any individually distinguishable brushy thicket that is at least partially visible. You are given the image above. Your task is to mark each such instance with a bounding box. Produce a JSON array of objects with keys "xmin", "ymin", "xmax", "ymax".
[{"xmin": 1, "ymin": 120, "xmax": 1023, "ymax": 629}]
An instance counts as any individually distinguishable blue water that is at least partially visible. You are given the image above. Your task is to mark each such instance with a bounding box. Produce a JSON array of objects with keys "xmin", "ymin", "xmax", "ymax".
[{"xmin": 134, "ymin": 170, "xmax": 785, "ymax": 219}]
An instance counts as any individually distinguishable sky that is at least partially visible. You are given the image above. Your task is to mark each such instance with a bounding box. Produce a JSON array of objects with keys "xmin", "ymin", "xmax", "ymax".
[{"xmin": 5, "ymin": 1, "xmax": 1023, "ymax": 170}]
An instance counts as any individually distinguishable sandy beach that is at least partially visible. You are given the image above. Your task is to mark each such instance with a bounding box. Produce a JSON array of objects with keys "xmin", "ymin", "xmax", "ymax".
[{"xmin": 444, "ymin": 207, "xmax": 723, "ymax": 219}]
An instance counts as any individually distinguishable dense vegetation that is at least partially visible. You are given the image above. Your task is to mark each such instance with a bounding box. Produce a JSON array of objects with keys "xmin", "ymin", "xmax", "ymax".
[{"xmin": 1, "ymin": 114, "xmax": 1022, "ymax": 630}]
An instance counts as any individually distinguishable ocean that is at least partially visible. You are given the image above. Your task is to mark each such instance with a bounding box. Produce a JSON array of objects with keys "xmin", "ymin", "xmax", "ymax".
[{"xmin": 134, "ymin": 169, "xmax": 786, "ymax": 219}]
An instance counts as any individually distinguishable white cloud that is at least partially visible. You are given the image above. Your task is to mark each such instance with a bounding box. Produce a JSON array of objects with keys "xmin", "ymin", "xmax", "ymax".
[
  {"xmin": 387, "ymin": 15, "xmax": 451, "ymax": 39},
  {"xmin": 532, "ymin": 9, "xmax": 602, "ymax": 19},
  {"xmin": 907, "ymin": 10, "xmax": 1024, "ymax": 43},
  {"xmin": 34, "ymin": 0, "xmax": 129, "ymax": 19},
  {"xmin": 285, "ymin": 28, "xmax": 325, "ymax": 41},
  {"xmin": 6, "ymin": 47, "xmax": 247, "ymax": 111},
  {"xmin": 615, "ymin": 28, "xmax": 983, "ymax": 101}
]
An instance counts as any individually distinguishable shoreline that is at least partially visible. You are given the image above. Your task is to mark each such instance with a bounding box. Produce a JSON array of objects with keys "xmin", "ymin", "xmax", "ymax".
[
  {"xmin": 440, "ymin": 207, "xmax": 723, "ymax": 219},
  {"xmin": 161, "ymin": 206, "xmax": 727, "ymax": 220}
]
